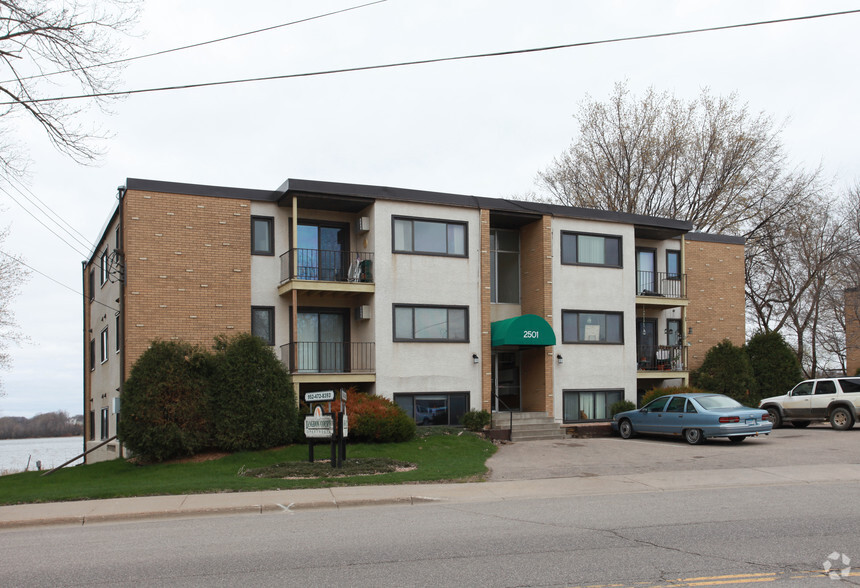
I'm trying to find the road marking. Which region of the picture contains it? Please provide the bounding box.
[572,569,850,587]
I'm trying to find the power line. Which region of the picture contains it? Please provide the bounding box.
[0,0,387,85]
[2,8,858,106]
[0,249,119,314]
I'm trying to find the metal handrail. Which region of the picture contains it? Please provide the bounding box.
[279,249,374,283]
[490,392,514,435]
[636,271,686,298]
[280,342,375,374]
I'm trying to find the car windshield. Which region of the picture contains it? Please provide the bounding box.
[693,395,742,410]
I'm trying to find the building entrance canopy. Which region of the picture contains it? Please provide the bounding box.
[491,314,556,347]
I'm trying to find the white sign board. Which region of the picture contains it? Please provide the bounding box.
[304,390,335,403]
[343,414,348,438]
[304,415,334,438]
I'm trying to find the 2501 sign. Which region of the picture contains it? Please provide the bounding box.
[522,330,541,339]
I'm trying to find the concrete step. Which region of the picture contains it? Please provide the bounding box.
[511,429,566,442]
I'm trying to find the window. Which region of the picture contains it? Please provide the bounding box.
[100,328,109,363]
[88,270,95,301]
[666,250,681,279]
[100,407,109,440]
[394,392,469,426]
[562,310,623,344]
[393,217,466,256]
[89,339,95,371]
[838,378,860,393]
[100,249,109,285]
[666,396,686,412]
[89,410,95,440]
[394,305,468,342]
[115,225,121,250]
[561,232,621,267]
[115,314,121,352]
[815,381,837,395]
[791,381,814,396]
[251,307,275,345]
[251,216,274,255]
[490,229,519,303]
[563,389,623,422]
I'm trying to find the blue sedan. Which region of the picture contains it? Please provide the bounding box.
[612,393,772,444]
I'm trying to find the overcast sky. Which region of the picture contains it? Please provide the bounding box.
[2,0,859,417]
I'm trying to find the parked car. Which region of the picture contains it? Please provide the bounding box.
[758,377,860,430]
[612,393,772,445]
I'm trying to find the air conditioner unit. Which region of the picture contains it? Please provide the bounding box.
[356,216,370,232]
[355,305,371,320]
[112,397,121,414]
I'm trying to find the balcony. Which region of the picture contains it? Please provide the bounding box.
[280,342,375,375]
[636,271,687,308]
[637,344,686,373]
[278,249,374,296]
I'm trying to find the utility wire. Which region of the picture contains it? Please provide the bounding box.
[0,185,92,259]
[0,249,119,314]
[0,0,388,85]
[2,8,858,106]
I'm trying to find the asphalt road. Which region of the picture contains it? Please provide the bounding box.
[487,422,860,480]
[1,481,858,587]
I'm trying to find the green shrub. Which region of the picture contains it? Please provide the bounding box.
[461,409,491,431]
[344,392,415,443]
[609,400,636,417]
[117,341,213,462]
[745,331,802,399]
[209,334,299,451]
[691,339,758,405]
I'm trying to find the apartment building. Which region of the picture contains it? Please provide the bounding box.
[83,178,744,462]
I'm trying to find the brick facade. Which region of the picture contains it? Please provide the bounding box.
[122,189,251,372]
[684,235,746,371]
[846,289,860,376]
[519,216,554,415]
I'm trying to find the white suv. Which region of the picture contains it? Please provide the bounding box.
[759,377,860,430]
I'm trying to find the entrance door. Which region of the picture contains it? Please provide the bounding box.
[492,351,521,411]
[297,223,347,281]
[297,311,346,372]
[636,248,657,294]
[636,318,657,370]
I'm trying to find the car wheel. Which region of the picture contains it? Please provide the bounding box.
[766,407,782,428]
[792,420,811,428]
[829,407,855,431]
[684,428,704,445]
[618,419,634,439]
[728,436,746,443]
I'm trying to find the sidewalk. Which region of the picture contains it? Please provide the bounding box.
[3,462,859,529]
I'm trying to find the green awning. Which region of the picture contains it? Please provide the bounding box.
[491,314,556,347]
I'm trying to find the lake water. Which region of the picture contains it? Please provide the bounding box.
[0,436,84,475]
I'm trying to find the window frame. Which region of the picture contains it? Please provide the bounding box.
[251,306,275,345]
[115,314,121,353]
[393,304,469,342]
[251,216,275,256]
[666,249,681,280]
[100,407,109,440]
[100,327,109,364]
[99,249,109,285]
[490,228,520,304]
[391,216,468,257]
[89,339,96,371]
[561,310,624,344]
[393,392,470,426]
[562,389,625,423]
[560,231,622,268]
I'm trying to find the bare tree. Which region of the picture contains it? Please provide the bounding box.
[536,81,801,236]
[0,0,139,178]
[0,224,30,394]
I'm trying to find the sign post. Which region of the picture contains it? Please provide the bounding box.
[303,390,348,468]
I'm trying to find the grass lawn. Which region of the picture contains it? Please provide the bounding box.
[0,428,497,506]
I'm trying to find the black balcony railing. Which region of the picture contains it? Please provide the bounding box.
[637,344,686,371]
[281,342,375,374]
[279,249,374,284]
[636,271,686,299]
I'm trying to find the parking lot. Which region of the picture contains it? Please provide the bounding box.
[487,423,860,481]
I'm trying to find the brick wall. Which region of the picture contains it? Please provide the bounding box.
[123,189,251,373]
[519,216,554,415]
[480,209,492,411]
[685,236,746,371]
[846,289,860,376]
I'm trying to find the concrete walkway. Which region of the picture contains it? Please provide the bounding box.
[3,458,859,529]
